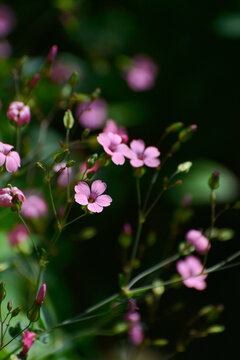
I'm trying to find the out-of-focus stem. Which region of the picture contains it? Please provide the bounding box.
[18,213,39,258]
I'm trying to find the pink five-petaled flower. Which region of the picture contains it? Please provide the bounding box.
[97,132,127,165]
[21,331,35,357]
[21,191,48,219]
[36,283,46,306]
[8,224,28,247]
[176,255,208,291]
[7,101,31,126]
[103,119,128,143]
[74,180,112,213]
[0,187,25,208]
[121,139,160,168]
[0,141,21,173]
[186,229,210,255]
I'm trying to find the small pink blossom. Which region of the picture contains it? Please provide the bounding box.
[47,44,58,62]
[7,101,31,127]
[36,283,46,306]
[0,5,16,38]
[186,229,210,255]
[21,331,35,357]
[123,222,132,236]
[124,55,158,92]
[0,141,20,173]
[8,224,28,247]
[74,180,112,213]
[21,191,48,219]
[97,132,127,165]
[76,99,107,130]
[53,162,74,187]
[0,187,25,208]
[103,119,128,143]
[129,323,144,345]
[121,140,160,168]
[176,255,208,291]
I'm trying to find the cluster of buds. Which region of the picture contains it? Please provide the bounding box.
[27,284,46,322]
[124,299,144,345]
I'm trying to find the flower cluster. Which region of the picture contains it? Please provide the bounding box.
[125,299,144,345]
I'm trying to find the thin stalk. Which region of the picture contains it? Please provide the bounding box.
[62,212,87,229]
[47,178,59,226]
[202,190,216,270]
[66,129,70,203]
[0,322,31,351]
[16,126,21,154]
[0,304,3,348]
[18,213,39,258]
[144,188,165,219]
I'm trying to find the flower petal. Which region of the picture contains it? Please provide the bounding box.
[107,132,122,145]
[5,155,19,172]
[130,159,144,168]
[97,133,110,147]
[130,139,145,154]
[118,144,135,159]
[144,157,160,168]
[95,194,112,207]
[0,153,6,167]
[111,152,125,165]
[74,193,89,206]
[144,146,160,158]
[9,151,21,167]
[74,182,90,197]
[87,202,103,213]
[91,180,107,196]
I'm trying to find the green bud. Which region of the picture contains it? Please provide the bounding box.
[208,170,220,190]
[152,338,169,346]
[63,109,75,130]
[87,154,98,169]
[177,161,193,173]
[171,141,181,154]
[0,282,6,302]
[27,303,40,322]
[207,325,225,334]
[178,124,197,143]
[179,242,194,255]
[152,279,165,296]
[118,234,132,249]
[134,167,146,178]
[7,300,13,311]
[66,160,76,168]
[11,306,22,317]
[166,122,184,134]
[69,71,79,88]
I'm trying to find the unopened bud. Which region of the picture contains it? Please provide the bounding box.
[27,304,40,322]
[177,161,193,174]
[69,71,79,88]
[87,154,98,169]
[29,73,40,88]
[63,109,75,130]
[178,124,197,143]
[47,45,58,62]
[166,122,184,134]
[171,141,181,154]
[36,284,46,306]
[0,282,6,302]
[7,300,13,311]
[208,170,220,190]
[11,305,22,317]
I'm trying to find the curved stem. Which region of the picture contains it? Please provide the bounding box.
[18,213,39,258]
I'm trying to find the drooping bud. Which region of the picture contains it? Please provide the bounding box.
[29,73,40,88]
[69,71,79,88]
[208,170,220,190]
[7,300,13,311]
[63,109,75,130]
[166,122,184,134]
[0,282,6,302]
[178,124,197,143]
[47,44,58,62]
[11,305,22,317]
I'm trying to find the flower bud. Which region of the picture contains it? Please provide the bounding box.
[27,304,40,322]
[177,161,193,174]
[208,170,220,190]
[36,283,46,306]
[166,122,184,134]
[7,300,13,311]
[47,44,58,62]
[11,305,22,317]
[29,73,40,88]
[178,124,197,143]
[170,141,181,154]
[87,153,98,169]
[63,109,75,130]
[69,71,79,88]
[0,282,6,302]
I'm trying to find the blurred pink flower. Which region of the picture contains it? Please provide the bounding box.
[76,99,107,130]
[120,139,160,168]
[103,119,128,143]
[53,162,74,187]
[176,255,207,290]
[29,73,40,88]
[186,229,210,255]
[97,132,127,165]
[21,191,48,219]
[21,331,35,357]
[129,323,144,345]
[8,224,28,247]
[7,101,31,127]
[0,187,25,208]
[36,283,46,306]
[123,222,132,236]
[124,55,158,92]
[0,5,16,38]
[0,39,11,58]
[51,58,81,84]
[125,299,144,346]
[47,44,58,62]
[74,180,112,213]
[0,141,20,173]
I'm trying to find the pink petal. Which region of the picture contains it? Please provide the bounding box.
[74,193,89,205]
[0,153,6,167]
[111,152,125,165]
[144,146,160,158]
[130,139,145,154]
[9,151,21,167]
[2,143,14,152]
[74,182,90,197]
[118,144,135,159]
[103,145,114,156]
[5,155,19,172]
[91,180,107,196]
[130,159,144,167]
[107,132,122,145]
[176,260,190,278]
[144,157,160,168]
[87,202,103,213]
[95,194,112,207]
[97,133,110,147]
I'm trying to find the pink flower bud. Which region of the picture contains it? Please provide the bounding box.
[29,73,40,88]
[7,101,31,127]
[0,141,21,173]
[0,187,25,208]
[36,283,46,306]
[47,44,58,62]
[20,331,35,357]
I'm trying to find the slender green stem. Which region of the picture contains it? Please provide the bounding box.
[144,189,165,219]
[66,129,70,203]
[143,170,159,212]
[3,344,22,360]
[202,191,216,270]
[62,212,87,229]
[16,126,21,154]
[0,304,3,348]
[47,178,59,226]
[35,263,45,298]
[18,213,39,258]
[0,322,31,351]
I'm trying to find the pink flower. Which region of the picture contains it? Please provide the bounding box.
[176,255,208,291]
[97,132,127,165]
[21,191,48,219]
[36,283,46,306]
[76,99,107,130]
[21,331,35,357]
[51,59,82,84]
[0,5,16,38]
[7,101,31,126]
[186,229,210,255]
[74,180,112,213]
[0,141,21,173]
[124,55,158,92]
[47,44,58,62]
[103,119,128,143]
[123,223,132,236]
[0,40,12,58]
[129,323,144,345]
[53,162,74,187]
[0,187,25,208]
[121,140,160,168]
[8,224,28,246]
